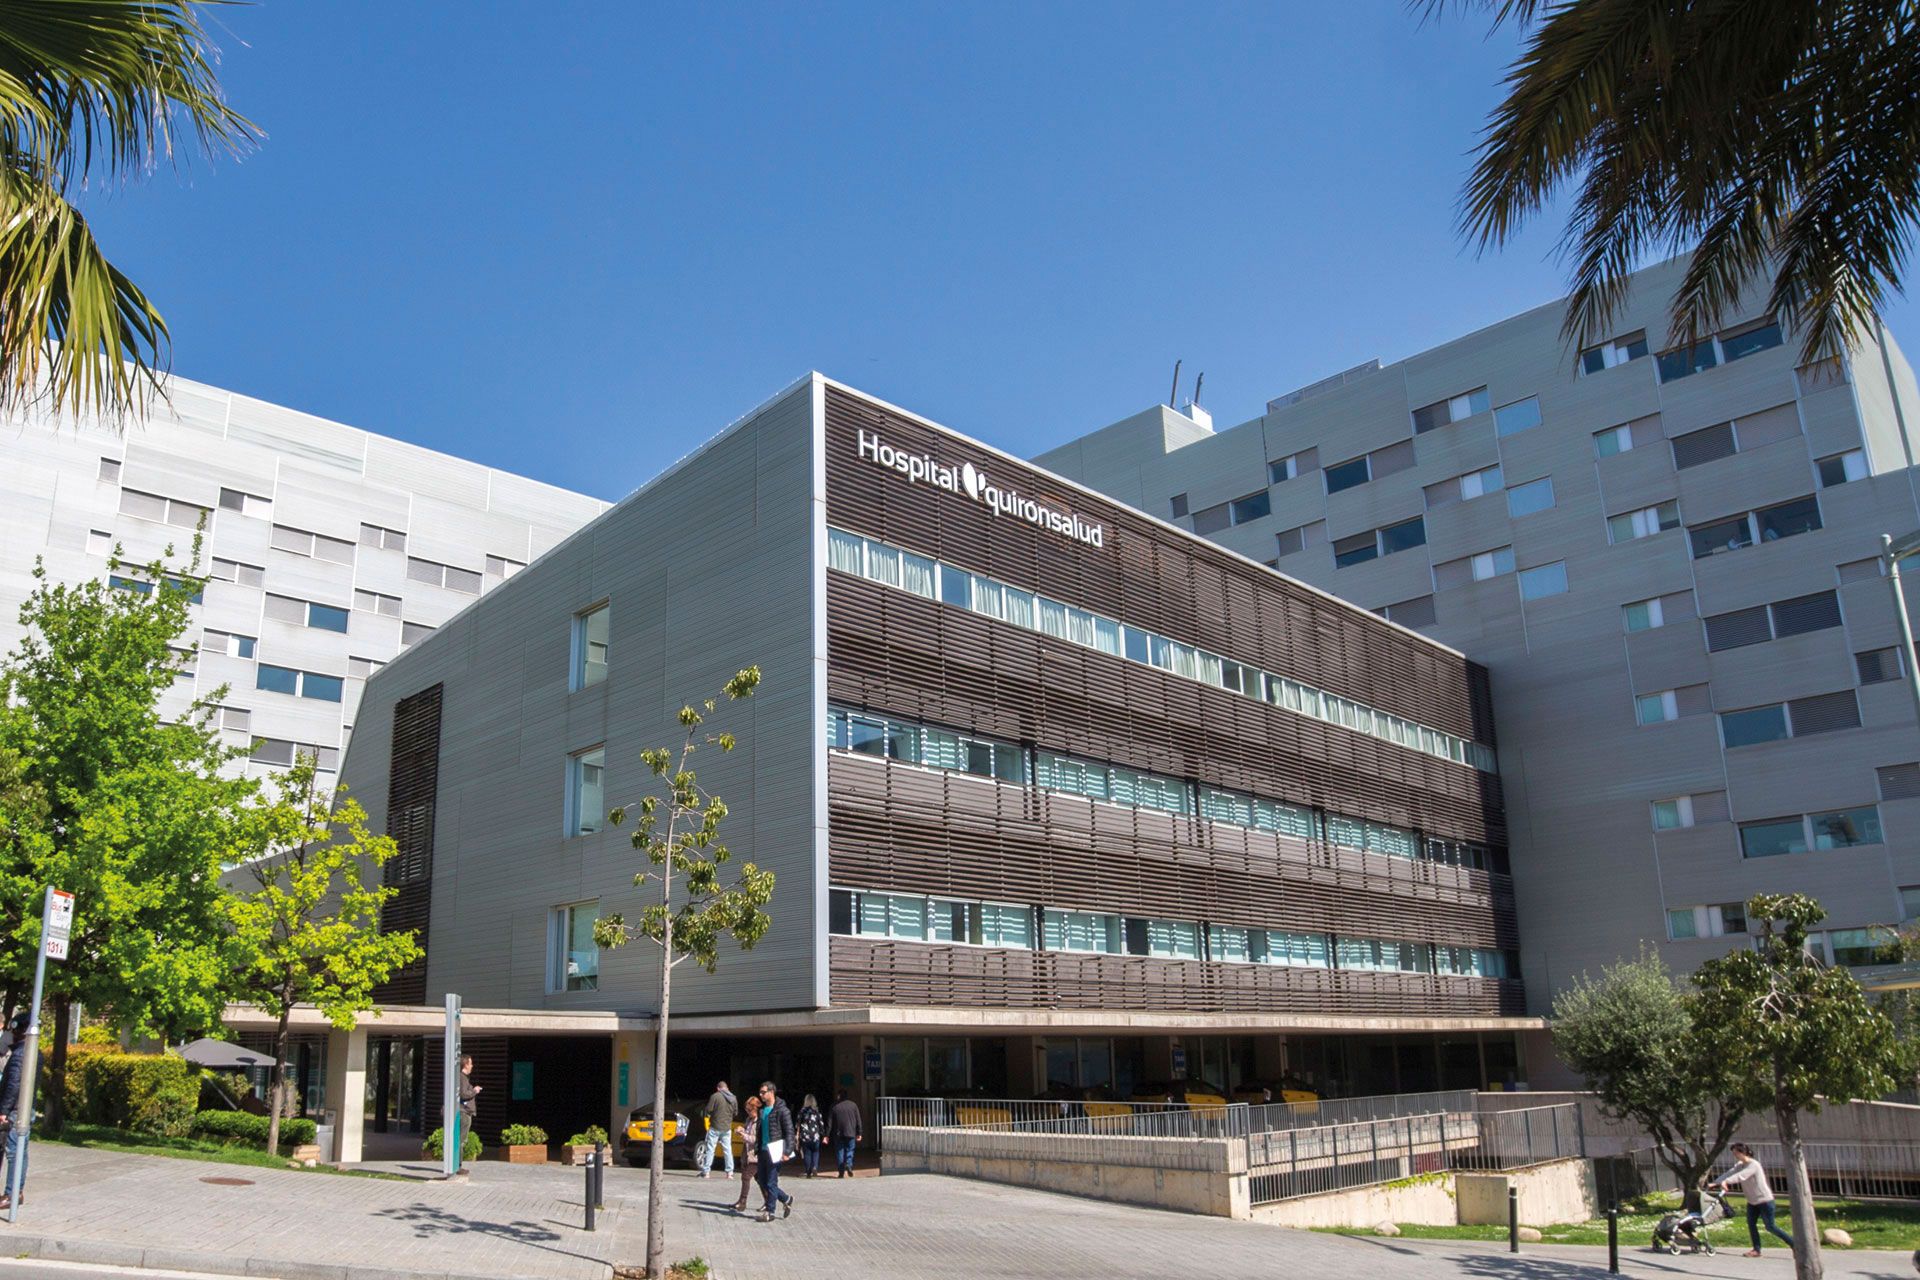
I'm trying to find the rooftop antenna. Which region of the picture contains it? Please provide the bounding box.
[1192,372,1205,407]
[1169,359,1182,408]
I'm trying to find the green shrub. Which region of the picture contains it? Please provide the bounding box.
[425,1126,482,1161]
[567,1124,610,1146]
[499,1123,548,1145]
[76,1024,118,1047]
[190,1109,317,1149]
[64,1052,198,1137]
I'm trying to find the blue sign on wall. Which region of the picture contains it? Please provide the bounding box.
[511,1061,534,1101]
[1171,1046,1188,1078]
[619,1061,630,1107]
[863,1049,882,1080]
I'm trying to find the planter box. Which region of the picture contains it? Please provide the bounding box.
[287,1143,321,1164]
[562,1144,603,1166]
[501,1143,548,1164]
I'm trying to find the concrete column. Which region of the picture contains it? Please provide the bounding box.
[1254,1035,1285,1081]
[324,1023,369,1164]
[611,1029,653,1154]
[1005,1036,1039,1096]
[1145,1037,1178,1083]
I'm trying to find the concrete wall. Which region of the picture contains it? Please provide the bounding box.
[1457,1160,1598,1226]
[342,379,824,1015]
[882,1126,1248,1218]
[1253,1173,1457,1229]
[1251,1159,1594,1230]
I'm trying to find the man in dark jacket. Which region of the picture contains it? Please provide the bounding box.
[699,1080,737,1179]
[752,1081,796,1221]
[827,1089,863,1178]
[0,1012,32,1209]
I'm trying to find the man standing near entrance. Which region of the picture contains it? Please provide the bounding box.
[752,1081,795,1222]
[0,1014,31,1209]
[454,1054,480,1176]
[698,1079,736,1179]
[828,1089,862,1178]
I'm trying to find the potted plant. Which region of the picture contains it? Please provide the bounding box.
[563,1125,610,1166]
[424,1125,482,1164]
[498,1123,549,1163]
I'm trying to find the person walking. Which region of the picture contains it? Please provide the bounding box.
[796,1093,824,1178]
[729,1095,762,1213]
[699,1080,737,1180]
[1709,1142,1795,1258]
[752,1080,796,1221]
[827,1089,862,1177]
[453,1053,480,1175]
[0,1013,31,1209]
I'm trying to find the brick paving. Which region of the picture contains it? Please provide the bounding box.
[1,1143,1911,1280]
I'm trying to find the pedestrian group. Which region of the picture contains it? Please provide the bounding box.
[696,1078,865,1221]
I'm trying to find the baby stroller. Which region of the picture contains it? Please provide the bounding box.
[1652,1190,1732,1255]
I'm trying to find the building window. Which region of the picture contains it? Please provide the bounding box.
[1857,647,1903,685]
[1384,595,1437,628]
[353,589,402,617]
[408,556,482,594]
[270,524,355,564]
[98,456,122,482]
[210,557,266,588]
[119,488,210,528]
[1636,690,1679,725]
[1230,491,1271,524]
[1506,476,1554,518]
[217,487,273,519]
[1378,516,1427,555]
[1901,886,1920,920]
[567,747,606,836]
[1720,703,1790,747]
[1268,450,1316,484]
[1797,357,1847,393]
[267,594,351,634]
[401,621,435,647]
[248,738,338,772]
[1168,493,1188,519]
[1324,456,1371,494]
[1593,425,1633,457]
[1043,909,1124,955]
[347,655,385,679]
[1740,816,1808,858]
[1494,397,1542,437]
[359,523,407,551]
[1652,796,1694,830]
[572,603,610,690]
[829,706,1026,784]
[1689,496,1822,559]
[550,902,600,992]
[1581,331,1649,374]
[1411,386,1490,434]
[1810,805,1883,850]
[255,664,342,703]
[486,554,526,579]
[1518,562,1569,601]
[1721,318,1784,362]
[1704,590,1841,652]
[1828,928,1897,967]
[1671,422,1738,470]
[1757,496,1823,542]
[1657,340,1719,383]
[1623,598,1665,632]
[202,629,256,659]
[1274,521,1325,558]
[1669,902,1747,940]
[1332,531,1377,568]
[1472,546,1515,580]
[1817,450,1868,488]
[1608,501,1680,544]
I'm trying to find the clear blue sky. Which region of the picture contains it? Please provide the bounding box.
[85,3,1916,501]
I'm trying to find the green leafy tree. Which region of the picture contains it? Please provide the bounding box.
[1426,0,1920,361]
[1551,948,1744,1201]
[0,550,260,1129]
[226,755,422,1154]
[1693,894,1907,1280]
[1865,922,1920,1100]
[0,1,258,418]
[599,667,773,1280]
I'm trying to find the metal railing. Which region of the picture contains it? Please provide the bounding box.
[876,1096,1235,1132]
[926,1111,1234,1172]
[1247,1103,1582,1205]
[1243,1089,1478,1134]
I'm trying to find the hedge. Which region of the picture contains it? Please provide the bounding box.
[190,1109,318,1149]
[64,1052,198,1137]
[499,1124,547,1145]
[425,1126,482,1161]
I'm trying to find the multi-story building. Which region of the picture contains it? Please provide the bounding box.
[1037,256,1920,1033]
[0,375,609,787]
[295,375,1536,1162]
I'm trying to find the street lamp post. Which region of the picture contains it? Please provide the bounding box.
[1881,531,1920,728]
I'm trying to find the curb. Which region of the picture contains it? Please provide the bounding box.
[7,1231,616,1280]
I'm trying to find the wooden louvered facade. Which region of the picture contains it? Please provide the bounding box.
[374,683,443,1005]
[823,386,1521,1018]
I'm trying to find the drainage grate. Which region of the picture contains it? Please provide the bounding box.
[198,1176,254,1187]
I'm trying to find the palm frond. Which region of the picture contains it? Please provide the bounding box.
[0,162,167,420]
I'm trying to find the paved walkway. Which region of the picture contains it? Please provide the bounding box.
[4,1143,1913,1280]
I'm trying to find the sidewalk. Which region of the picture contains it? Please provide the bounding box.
[3,1142,1912,1280]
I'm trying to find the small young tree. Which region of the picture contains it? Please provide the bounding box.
[0,551,258,1128]
[598,668,773,1280]
[1552,948,1745,1201]
[1693,894,1907,1280]
[226,755,422,1154]
[1871,923,1920,1097]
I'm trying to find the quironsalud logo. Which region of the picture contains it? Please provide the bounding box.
[857,429,1104,548]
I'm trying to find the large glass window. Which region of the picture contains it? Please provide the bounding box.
[1518,562,1569,600]
[1739,817,1808,858]
[1722,321,1784,361]
[256,664,298,696]
[551,901,600,992]
[1494,397,1541,437]
[573,603,610,689]
[1757,496,1822,542]
[1657,341,1718,382]
[1690,515,1753,559]
[1809,806,1882,850]
[1324,457,1371,494]
[567,747,605,836]
[1720,704,1789,748]
[1043,909,1123,954]
[308,602,350,633]
[1378,516,1427,555]
[1506,476,1554,517]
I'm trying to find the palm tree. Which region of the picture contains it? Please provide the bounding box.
[0,2,257,420]
[1429,0,1920,362]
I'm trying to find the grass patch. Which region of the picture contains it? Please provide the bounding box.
[1315,1192,1920,1250]
[51,1124,400,1178]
